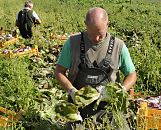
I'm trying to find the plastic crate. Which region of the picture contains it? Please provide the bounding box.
[0,37,18,48]
[1,45,39,58]
[0,107,25,128]
[137,101,161,130]
[0,106,16,128]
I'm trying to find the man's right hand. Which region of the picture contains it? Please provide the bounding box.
[68,87,78,103]
[96,85,108,99]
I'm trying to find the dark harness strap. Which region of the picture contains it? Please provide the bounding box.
[79,32,86,68]
[101,36,115,70]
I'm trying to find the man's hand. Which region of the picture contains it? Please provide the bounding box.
[68,87,78,102]
[96,85,108,99]
[96,84,127,99]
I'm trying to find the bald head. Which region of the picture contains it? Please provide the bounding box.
[85,7,108,26]
[85,7,109,44]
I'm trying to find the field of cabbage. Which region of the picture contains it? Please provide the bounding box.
[0,0,161,130]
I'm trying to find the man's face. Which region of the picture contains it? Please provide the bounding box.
[86,20,108,44]
[29,4,33,9]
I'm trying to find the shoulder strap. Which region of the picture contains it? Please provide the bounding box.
[79,32,86,68]
[101,36,115,70]
[80,32,85,64]
[79,32,95,69]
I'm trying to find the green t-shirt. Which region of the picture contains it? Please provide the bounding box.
[57,38,135,76]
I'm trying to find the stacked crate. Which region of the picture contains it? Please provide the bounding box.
[137,102,161,130]
[0,107,25,128]
[130,89,161,130]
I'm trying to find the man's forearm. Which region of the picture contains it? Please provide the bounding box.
[122,71,137,91]
[55,72,74,92]
[35,19,41,24]
[55,65,74,92]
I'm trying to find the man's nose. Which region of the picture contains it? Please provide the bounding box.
[94,36,101,42]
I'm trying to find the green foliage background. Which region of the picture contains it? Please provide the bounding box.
[0,0,161,129]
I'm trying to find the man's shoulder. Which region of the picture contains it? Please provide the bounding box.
[70,32,81,43]
[111,36,125,52]
[114,37,124,45]
[18,9,24,14]
[27,9,33,15]
[17,10,25,19]
[70,32,81,38]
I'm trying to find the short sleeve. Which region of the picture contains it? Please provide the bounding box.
[119,44,135,76]
[57,38,72,68]
[32,11,40,20]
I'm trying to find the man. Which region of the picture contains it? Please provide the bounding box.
[16,0,41,39]
[55,7,137,129]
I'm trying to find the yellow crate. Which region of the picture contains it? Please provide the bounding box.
[0,106,16,128]
[0,37,18,48]
[137,102,161,130]
[12,46,39,57]
[1,45,39,58]
[0,107,25,128]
